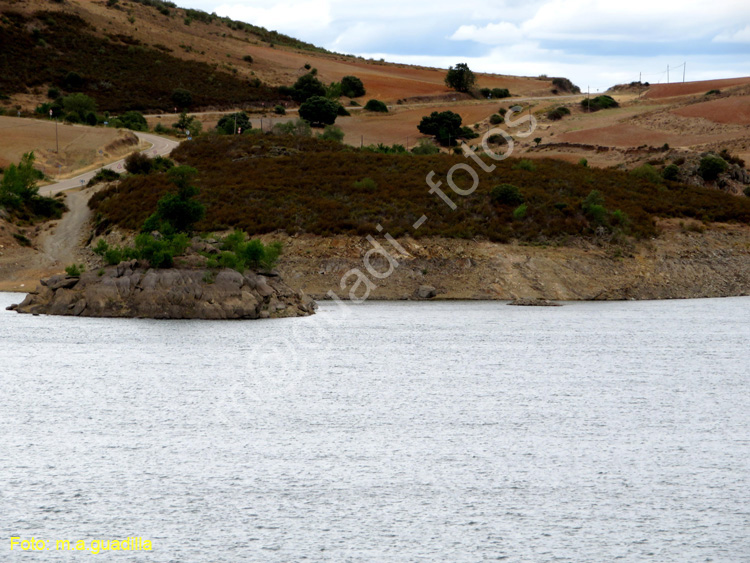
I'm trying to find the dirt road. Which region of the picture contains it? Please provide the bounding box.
[0,132,179,291]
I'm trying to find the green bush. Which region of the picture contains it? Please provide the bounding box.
[698,155,728,181]
[242,55,253,63]
[119,110,148,131]
[217,230,283,272]
[492,88,510,99]
[318,125,345,142]
[288,72,326,103]
[581,95,618,112]
[171,88,192,108]
[579,158,588,167]
[353,177,377,191]
[411,139,440,155]
[364,99,388,113]
[65,263,85,277]
[490,184,524,206]
[216,112,251,135]
[630,164,661,184]
[87,168,121,186]
[273,104,286,115]
[272,118,311,137]
[582,190,607,225]
[489,113,504,125]
[512,204,528,220]
[341,75,365,98]
[417,110,463,146]
[514,159,536,172]
[662,164,680,181]
[141,166,204,234]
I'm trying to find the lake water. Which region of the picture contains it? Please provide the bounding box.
[1,293,749,562]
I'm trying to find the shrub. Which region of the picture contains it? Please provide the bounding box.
[62,93,96,120]
[744,186,750,197]
[582,190,608,226]
[337,104,350,116]
[444,63,476,93]
[119,110,147,131]
[272,118,311,137]
[718,148,745,168]
[417,111,463,146]
[65,263,85,277]
[706,89,721,96]
[489,113,503,125]
[273,104,286,115]
[698,155,728,182]
[662,164,680,181]
[411,139,440,155]
[299,96,339,127]
[242,55,253,63]
[217,230,282,272]
[491,88,510,99]
[364,99,388,113]
[47,86,60,99]
[141,166,204,234]
[490,184,524,206]
[581,95,618,112]
[87,168,121,186]
[125,151,153,175]
[551,77,581,93]
[514,159,536,172]
[630,164,661,184]
[318,125,344,142]
[512,203,528,220]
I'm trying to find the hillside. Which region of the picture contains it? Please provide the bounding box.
[89,134,750,243]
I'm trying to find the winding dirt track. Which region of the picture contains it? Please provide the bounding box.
[0,132,179,290]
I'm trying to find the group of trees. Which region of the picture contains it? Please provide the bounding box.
[417,111,477,146]
[0,152,65,221]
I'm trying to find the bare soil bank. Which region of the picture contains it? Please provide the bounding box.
[273,220,750,301]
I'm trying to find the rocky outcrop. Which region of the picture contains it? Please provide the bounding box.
[9,261,316,319]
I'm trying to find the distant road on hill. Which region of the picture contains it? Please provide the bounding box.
[38,132,179,197]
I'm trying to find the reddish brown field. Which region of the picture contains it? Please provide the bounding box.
[557,123,705,148]
[672,96,750,125]
[644,77,750,99]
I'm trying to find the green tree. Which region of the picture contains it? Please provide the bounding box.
[173,110,202,135]
[216,112,251,135]
[62,93,96,120]
[0,152,41,208]
[299,96,338,127]
[119,110,148,131]
[341,75,365,98]
[445,63,476,93]
[417,110,464,146]
[318,124,344,142]
[142,166,204,234]
[290,72,326,103]
[698,155,728,182]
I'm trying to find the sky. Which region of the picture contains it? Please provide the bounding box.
[177,0,750,91]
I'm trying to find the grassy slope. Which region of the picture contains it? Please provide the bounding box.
[89,135,750,243]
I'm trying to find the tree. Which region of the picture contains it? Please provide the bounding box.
[490,184,524,206]
[119,110,147,131]
[173,111,202,135]
[142,166,204,234]
[299,96,338,127]
[445,63,476,93]
[290,72,326,103]
[124,151,153,175]
[216,112,251,135]
[698,155,728,182]
[341,75,365,98]
[62,93,96,120]
[318,125,344,142]
[417,111,464,146]
[0,152,41,208]
[364,99,388,113]
[171,88,193,109]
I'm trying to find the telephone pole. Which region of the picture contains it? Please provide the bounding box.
[667,64,670,84]
[683,62,686,83]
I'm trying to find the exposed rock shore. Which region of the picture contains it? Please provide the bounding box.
[9,261,316,319]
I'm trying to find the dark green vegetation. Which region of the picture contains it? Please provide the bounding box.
[418,111,477,146]
[209,230,282,272]
[87,169,121,187]
[698,155,728,181]
[364,99,388,113]
[547,106,571,121]
[479,88,510,99]
[89,135,750,244]
[581,95,619,112]
[341,76,366,98]
[445,63,476,93]
[0,153,65,222]
[551,77,581,94]
[0,11,279,111]
[93,166,204,268]
[281,72,326,104]
[299,96,339,127]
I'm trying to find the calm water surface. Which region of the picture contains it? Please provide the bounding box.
[1,294,749,562]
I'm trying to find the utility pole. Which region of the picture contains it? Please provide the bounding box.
[683,62,686,83]
[667,64,670,84]
[234,113,237,135]
[587,86,590,112]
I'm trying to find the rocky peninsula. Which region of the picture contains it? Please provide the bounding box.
[9,260,316,319]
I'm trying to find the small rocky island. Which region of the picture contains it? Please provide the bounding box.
[10,261,316,319]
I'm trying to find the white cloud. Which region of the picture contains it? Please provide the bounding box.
[714,25,750,43]
[450,22,523,45]
[213,0,333,35]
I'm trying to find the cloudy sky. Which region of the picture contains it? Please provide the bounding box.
[177,0,749,91]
